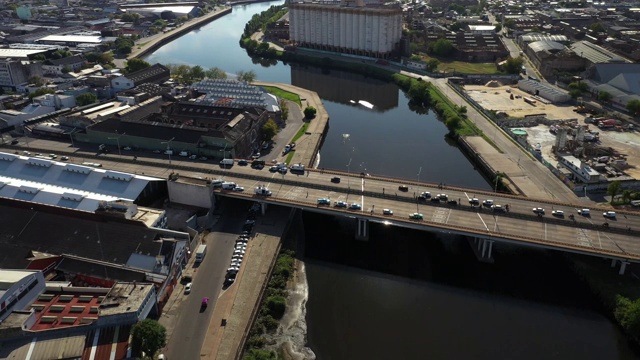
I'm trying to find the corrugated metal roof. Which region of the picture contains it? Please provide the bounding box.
[528,40,566,53]
[520,34,569,43]
[570,40,630,64]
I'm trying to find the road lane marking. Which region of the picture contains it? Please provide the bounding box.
[477,213,489,232]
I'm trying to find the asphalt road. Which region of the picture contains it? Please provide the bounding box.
[165,202,251,360]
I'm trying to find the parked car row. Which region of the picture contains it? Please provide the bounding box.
[225,205,258,286]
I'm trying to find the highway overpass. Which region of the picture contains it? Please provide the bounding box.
[4,148,639,273]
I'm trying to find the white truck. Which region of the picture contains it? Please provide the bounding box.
[195,244,207,262]
[290,163,305,172]
[255,186,272,196]
[220,158,234,166]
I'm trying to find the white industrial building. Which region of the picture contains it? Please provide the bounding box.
[517,79,571,103]
[0,270,46,322]
[289,2,402,57]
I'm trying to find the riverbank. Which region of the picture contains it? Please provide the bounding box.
[117,6,232,68]
[252,81,329,168]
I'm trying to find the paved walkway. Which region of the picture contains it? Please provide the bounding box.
[252,81,329,168]
[200,208,287,360]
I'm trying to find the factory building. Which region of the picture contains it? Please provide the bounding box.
[289,1,402,58]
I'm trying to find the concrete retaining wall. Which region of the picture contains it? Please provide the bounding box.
[168,180,212,208]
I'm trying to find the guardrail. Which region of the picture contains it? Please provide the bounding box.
[212,190,640,261]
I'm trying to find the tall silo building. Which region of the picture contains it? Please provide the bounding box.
[289,0,402,58]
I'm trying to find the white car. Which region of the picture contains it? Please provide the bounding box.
[189,154,197,159]
[123,146,132,151]
[491,204,505,212]
[184,283,192,294]
[234,249,246,255]
[532,207,545,214]
[227,266,240,272]
[551,210,564,217]
[383,209,393,215]
[603,211,616,218]
[578,209,590,216]
[232,186,245,192]
[483,199,494,206]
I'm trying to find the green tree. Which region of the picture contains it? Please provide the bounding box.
[76,93,97,106]
[153,19,167,28]
[28,76,46,87]
[445,114,461,133]
[265,295,286,319]
[494,23,503,33]
[205,66,227,79]
[130,319,167,359]
[568,81,588,92]
[448,3,466,14]
[237,70,257,83]
[408,80,431,106]
[303,106,317,119]
[569,89,583,99]
[598,90,612,103]
[431,38,454,57]
[607,180,622,203]
[189,65,205,81]
[590,22,605,33]
[261,118,278,140]
[126,58,151,73]
[279,99,289,121]
[426,58,440,72]
[449,22,465,32]
[615,296,640,339]
[626,99,640,115]
[121,13,140,24]
[244,349,278,360]
[502,56,524,74]
[504,19,516,29]
[28,88,55,100]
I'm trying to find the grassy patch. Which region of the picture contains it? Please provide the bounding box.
[418,54,499,75]
[261,86,301,107]
[283,122,309,163]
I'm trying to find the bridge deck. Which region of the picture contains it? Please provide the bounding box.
[8,152,638,260]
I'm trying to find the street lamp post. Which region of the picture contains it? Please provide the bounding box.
[161,137,175,169]
[108,132,126,156]
[494,172,501,193]
[346,157,352,191]
[417,166,422,212]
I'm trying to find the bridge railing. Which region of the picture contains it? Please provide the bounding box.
[215,189,639,261]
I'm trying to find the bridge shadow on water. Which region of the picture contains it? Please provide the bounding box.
[301,211,603,311]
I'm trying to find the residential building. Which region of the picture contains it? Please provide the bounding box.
[0,270,46,322]
[0,59,43,91]
[42,55,86,75]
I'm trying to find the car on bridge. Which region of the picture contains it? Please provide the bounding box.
[238,159,249,166]
[383,209,393,216]
[483,199,494,207]
[317,198,331,205]
[232,186,245,192]
[201,297,209,310]
[533,207,545,214]
[603,211,616,219]
[418,192,431,200]
[269,165,279,172]
[331,177,341,183]
[184,283,192,294]
[335,201,348,208]
[398,185,409,192]
[349,203,362,210]
[552,210,564,217]
[468,198,480,205]
[491,204,506,212]
[578,209,590,216]
[409,213,423,220]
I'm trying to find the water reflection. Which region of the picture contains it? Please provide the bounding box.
[291,65,398,112]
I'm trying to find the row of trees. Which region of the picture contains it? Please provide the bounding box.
[242,5,286,38]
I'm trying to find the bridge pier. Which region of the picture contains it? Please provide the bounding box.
[611,259,630,275]
[355,218,369,241]
[261,202,268,215]
[468,237,495,263]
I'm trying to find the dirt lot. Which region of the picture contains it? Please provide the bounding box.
[464,84,585,120]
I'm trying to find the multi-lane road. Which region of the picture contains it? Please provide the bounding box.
[15,146,637,261]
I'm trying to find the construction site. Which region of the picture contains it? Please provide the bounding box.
[460,81,640,186]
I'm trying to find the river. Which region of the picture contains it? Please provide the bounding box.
[144,3,638,359]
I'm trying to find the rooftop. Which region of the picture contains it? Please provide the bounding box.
[0,48,48,59]
[36,34,104,44]
[570,40,631,64]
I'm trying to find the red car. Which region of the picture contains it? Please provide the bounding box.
[201,297,209,309]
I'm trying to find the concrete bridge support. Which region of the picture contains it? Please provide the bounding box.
[611,258,630,275]
[355,218,369,241]
[468,237,495,263]
[261,202,268,215]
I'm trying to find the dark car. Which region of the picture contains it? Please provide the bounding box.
[238,159,249,166]
[10,139,19,145]
[398,185,409,192]
[331,177,341,183]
